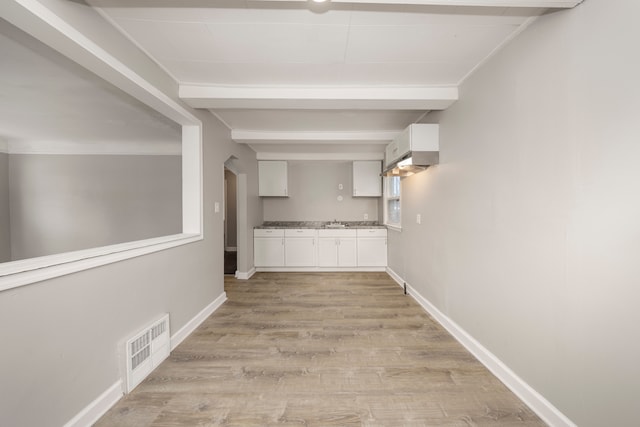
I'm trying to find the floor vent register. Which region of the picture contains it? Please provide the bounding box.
[125,314,170,392]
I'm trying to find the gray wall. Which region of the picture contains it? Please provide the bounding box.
[0,152,10,263]
[0,3,261,426]
[8,154,182,261]
[387,1,640,426]
[263,160,380,222]
[224,169,237,248]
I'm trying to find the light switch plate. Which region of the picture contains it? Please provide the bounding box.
[416,214,421,224]
[214,202,220,213]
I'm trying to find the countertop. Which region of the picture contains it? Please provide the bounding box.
[255,221,386,229]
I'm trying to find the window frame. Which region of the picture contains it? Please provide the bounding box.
[383,175,402,230]
[0,8,203,292]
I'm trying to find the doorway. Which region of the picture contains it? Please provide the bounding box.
[224,167,238,275]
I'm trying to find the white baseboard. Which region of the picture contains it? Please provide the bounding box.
[62,380,123,427]
[171,292,227,350]
[235,267,256,280]
[64,292,229,427]
[385,266,404,286]
[255,266,387,273]
[386,268,576,427]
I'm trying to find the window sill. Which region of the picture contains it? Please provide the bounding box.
[0,233,203,292]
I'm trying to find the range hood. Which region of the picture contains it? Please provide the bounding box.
[382,124,440,177]
[382,151,439,177]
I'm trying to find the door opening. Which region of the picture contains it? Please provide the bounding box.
[224,167,238,275]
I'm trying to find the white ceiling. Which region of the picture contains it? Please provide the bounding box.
[15,0,583,158]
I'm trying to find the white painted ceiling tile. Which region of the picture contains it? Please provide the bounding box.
[346,5,532,26]
[345,23,520,64]
[99,4,353,25]
[164,61,346,85]
[245,6,353,25]
[203,23,349,63]
[113,19,218,61]
[340,62,470,86]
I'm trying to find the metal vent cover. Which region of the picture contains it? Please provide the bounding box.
[125,314,170,393]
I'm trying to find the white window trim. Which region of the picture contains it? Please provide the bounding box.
[383,176,402,231]
[0,3,203,292]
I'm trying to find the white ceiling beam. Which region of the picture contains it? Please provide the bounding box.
[247,0,582,8]
[255,152,385,161]
[232,130,397,144]
[180,86,458,110]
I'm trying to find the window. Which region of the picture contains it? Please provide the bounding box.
[384,176,401,228]
[0,16,203,292]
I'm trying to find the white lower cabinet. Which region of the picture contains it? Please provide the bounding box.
[254,227,387,270]
[356,228,388,267]
[318,229,357,267]
[284,229,316,267]
[254,229,284,267]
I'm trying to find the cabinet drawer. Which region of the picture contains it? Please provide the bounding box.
[318,229,357,238]
[254,229,284,237]
[356,228,387,238]
[284,229,317,237]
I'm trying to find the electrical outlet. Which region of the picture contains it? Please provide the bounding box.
[214,202,220,213]
[416,214,421,224]
[364,213,369,220]
[338,183,343,190]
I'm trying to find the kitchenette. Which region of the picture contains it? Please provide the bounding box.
[253,124,439,273]
[254,158,388,272]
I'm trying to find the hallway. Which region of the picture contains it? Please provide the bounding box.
[95,273,544,426]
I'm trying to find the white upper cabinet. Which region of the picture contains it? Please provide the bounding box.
[258,160,288,197]
[352,160,382,197]
[385,124,439,167]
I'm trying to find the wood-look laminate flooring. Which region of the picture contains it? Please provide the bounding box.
[95,272,545,426]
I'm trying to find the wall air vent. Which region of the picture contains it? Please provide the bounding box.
[125,314,170,393]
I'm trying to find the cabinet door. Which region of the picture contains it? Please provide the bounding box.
[395,126,411,160]
[337,237,357,267]
[258,161,288,197]
[385,139,399,166]
[357,238,387,267]
[254,237,284,267]
[353,161,382,197]
[318,238,338,267]
[285,237,316,266]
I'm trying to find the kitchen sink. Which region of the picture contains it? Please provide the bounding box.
[324,223,347,229]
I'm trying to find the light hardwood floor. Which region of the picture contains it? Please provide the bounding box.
[95,272,545,426]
